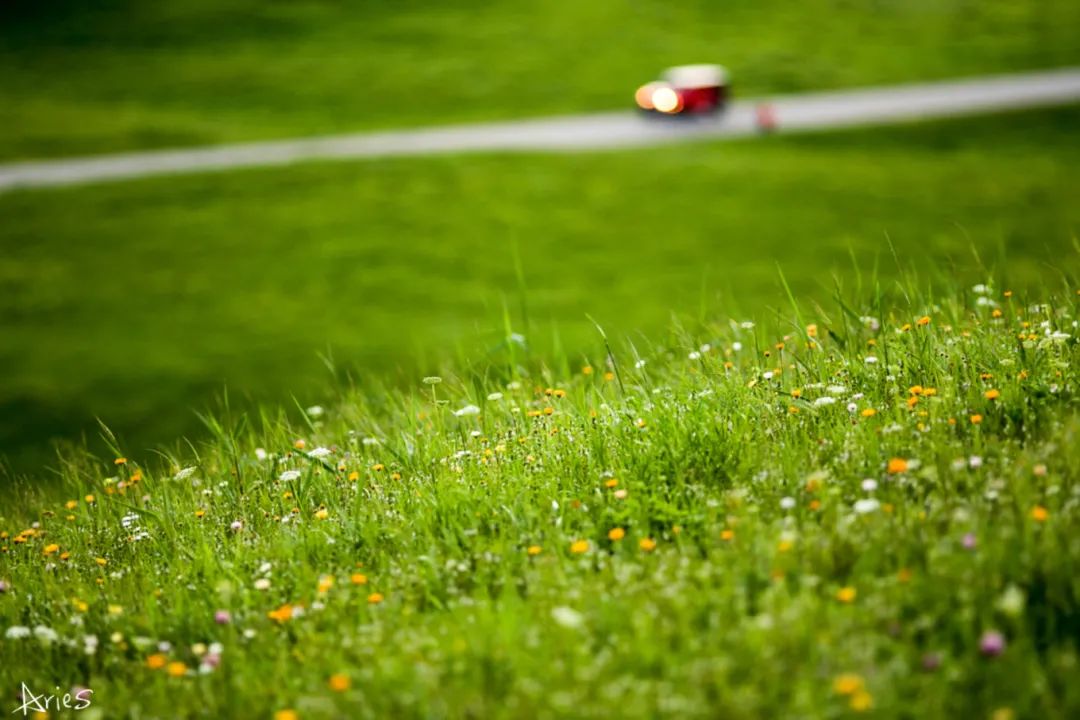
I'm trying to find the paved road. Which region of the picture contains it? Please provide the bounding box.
[2,68,1079,193]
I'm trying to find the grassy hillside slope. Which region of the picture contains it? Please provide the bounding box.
[1,285,1077,718]
[2,106,1078,471]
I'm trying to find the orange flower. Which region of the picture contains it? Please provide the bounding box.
[604,478,619,488]
[274,711,299,720]
[367,592,384,605]
[887,458,909,474]
[268,604,294,623]
[970,414,983,425]
[917,315,931,326]
[985,389,1000,400]
[720,529,735,542]
[1031,506,1049,522]
[607,528,626,541]
[350,573,368,585]
[166,662,187,678]
[639,538,657,552]
[146,653,168,670]
[860,408,877,418]
[570,540,589,554]
[328,673,350,692]
[43,543,60,556]
[114,457,127,465]
[348,471,359,481]
[836,586,857,603]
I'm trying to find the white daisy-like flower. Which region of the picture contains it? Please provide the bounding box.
[861,479,878,492]
[732,342,743,351]
[854,498,881,514]
[864,356,878,364]
[306,447,332,459]
[33,626,59,644]
[813,396,836,407]
[486,392,503,401]
[740,321,755,329]
[253,578,271,591]
[551,606,585,629]
[688,351,701,360]
[279,470,301,482]
[5,626,31,639]
[454,404,481,417]
[305,405,325,418]
[254,448,268,461]
[780,496,796,510]
[969,456,983,469]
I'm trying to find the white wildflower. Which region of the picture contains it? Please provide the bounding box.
[551,606,585,629]
[279,470,301,482]
[454,404,481,417]
[174,467,197,481]
[5,626,31,639]
[306,447,332,459]
[813,396,837,407]
[305,405,324,418]
[854,498,881,514]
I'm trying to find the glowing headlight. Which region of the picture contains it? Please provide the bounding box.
[651,86,681,114]
[635,84,656,110]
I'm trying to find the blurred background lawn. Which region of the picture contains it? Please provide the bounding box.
[1,0,1079,471]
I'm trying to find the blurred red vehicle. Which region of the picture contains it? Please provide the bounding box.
[635,64,730,115]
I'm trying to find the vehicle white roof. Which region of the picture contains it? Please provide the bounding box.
[661,64,729,88]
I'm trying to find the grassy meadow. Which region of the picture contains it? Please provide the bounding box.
[1,282,1078,718]
[1,0,1079,159]
[2,106,1079,471]
[2,1,1080,717]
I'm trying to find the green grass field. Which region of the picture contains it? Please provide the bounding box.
[2,0,1079,160]
[1,283,1077,718]
[2,106,1078,472]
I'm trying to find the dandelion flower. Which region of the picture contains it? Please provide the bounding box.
[146,653,168,670]
[43,543,60,556]
[570,540,589,554]
[1031,505,1049,522]
[836,586,857,603]
[526,546,542,557]
[328,673,350,692]
[887,458,909,474]
[639,538,656,552]
[367,593,384,605]
[833,674,863,695]
[350,573,368,585]
[607,528,625,541]
[850,690,874,712]
[274,711,299,720]
[721,529,735,542]
[984,389,1000,400]
[970,414,983,425]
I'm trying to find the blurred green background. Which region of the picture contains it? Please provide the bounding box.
[1,0,1079,471]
